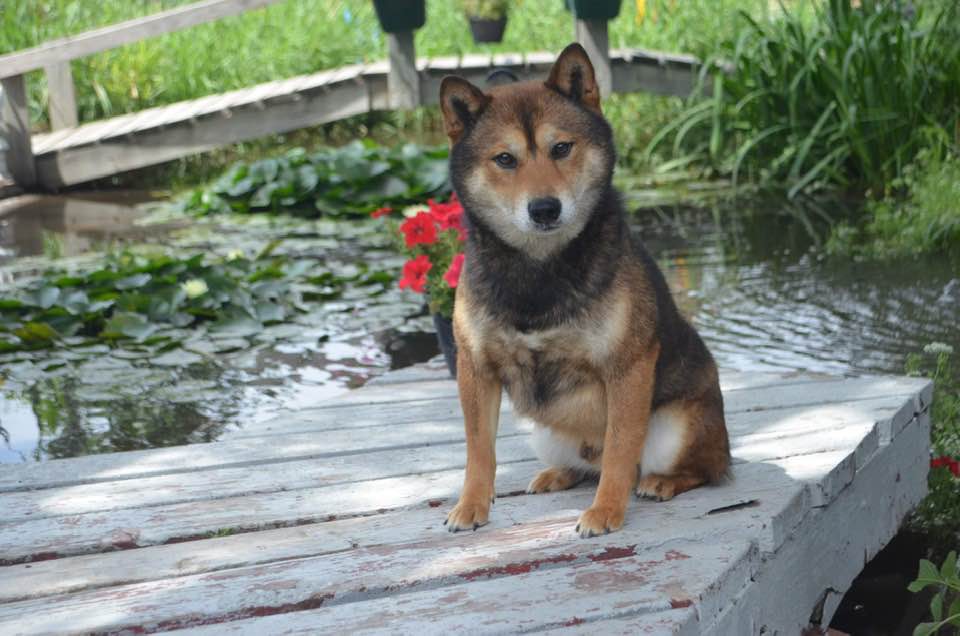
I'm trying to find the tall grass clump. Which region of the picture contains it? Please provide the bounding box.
[649,0,960,197]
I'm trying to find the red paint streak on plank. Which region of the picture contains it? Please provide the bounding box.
[460,553,577,581]
[564,617,587,626]
[427,499,444,508]
[664,550,690,561]
[0,551,59,566]
[589,545,637,562]
[670,598,693,608]
[129,593,337,634]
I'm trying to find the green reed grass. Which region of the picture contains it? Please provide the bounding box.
[649,0,960,197]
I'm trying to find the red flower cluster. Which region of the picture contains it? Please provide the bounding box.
[370,206,393,218]
[427,193,467,242]
[398,254,432,293]
[394,193,468,296]
[931,455,960,477]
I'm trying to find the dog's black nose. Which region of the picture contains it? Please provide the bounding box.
[528,197,562,227]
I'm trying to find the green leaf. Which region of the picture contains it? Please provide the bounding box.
[913,622,938,636]
[101,312,158,342]
[255,302,285,323]
[210,310,262,337]
[0,299,25,310]
[931,593,943,622]
[60,290,90,314]
[941,551,957,581]
[14,322,60,342]
[29,286,61,309]
[114,273,151,290]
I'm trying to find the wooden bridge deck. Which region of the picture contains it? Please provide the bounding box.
[0,362,931,634]
[23,48,696,189]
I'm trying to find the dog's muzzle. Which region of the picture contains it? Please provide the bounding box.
[528,197,562,231]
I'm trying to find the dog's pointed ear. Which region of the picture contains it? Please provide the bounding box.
[545,43,600,112]
[439,76,489,143]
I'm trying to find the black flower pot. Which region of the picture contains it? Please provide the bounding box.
[433,313,457,378]
[564,0,622,20]
[468,17,507,43]
[372,0,426,33]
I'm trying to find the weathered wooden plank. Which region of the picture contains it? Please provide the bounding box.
[0,412,875,527]
[0,0,285,78]
[0,75,36,187]
[0,460,797,604]
[33,79,372,187]
[43,62,78,130]
[574,18,612,97]
[539,608,699,636]
[0,534,757,635]
[224,373,927,441]
[704,410,929,634]
[0,378,924,499]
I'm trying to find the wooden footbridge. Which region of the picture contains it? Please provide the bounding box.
[0,0,699,191]
[0,360,932,634]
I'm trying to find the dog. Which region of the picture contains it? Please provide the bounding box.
[439,43,730,538]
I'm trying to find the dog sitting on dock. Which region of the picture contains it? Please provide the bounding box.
[440,43,730,538]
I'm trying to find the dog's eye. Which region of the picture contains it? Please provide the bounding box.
[550,142,574,160]
[493,152,517,169]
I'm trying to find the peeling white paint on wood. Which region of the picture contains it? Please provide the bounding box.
[0,365,931,635]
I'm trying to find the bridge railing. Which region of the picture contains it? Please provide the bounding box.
[0,0,701,192]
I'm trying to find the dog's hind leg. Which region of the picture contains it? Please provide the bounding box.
[635,389,730,502]
[527,467,585,494]
[636,473,704,501]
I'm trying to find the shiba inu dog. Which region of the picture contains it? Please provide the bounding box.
[440,43,730,538]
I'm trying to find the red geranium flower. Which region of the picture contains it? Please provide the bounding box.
[398,254,432,293]
[370,206,393,218]
[400,212,437,248]
[931,455,960,477]
[444,252,465,288]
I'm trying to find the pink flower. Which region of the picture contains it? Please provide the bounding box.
[444,253,465,288]
[398,254,432,293]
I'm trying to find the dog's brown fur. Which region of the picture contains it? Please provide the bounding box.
[440,44,730,538]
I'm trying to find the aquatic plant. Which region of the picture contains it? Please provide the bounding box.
[908,551,960,635]
[906,344,960,555]
[0,248,390,354]
[179,141,450,217]
[649,0,960,197]
[826,150,960,258]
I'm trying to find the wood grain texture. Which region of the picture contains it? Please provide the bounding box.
[0,363,932,634]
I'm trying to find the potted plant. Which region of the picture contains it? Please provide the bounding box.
[372,0,426,34]
[371,195,466,376]
[461,0,510,44]
[564,0,622,21]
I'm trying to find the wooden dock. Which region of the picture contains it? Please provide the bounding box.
[0,361,931,634]
[0,0,699,191]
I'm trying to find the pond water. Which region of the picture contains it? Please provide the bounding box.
[0,189,958,463]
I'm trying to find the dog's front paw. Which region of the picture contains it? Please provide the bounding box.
[575,504,625,538]
[445,497,491,532]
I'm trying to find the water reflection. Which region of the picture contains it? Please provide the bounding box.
[0,192,169,262]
